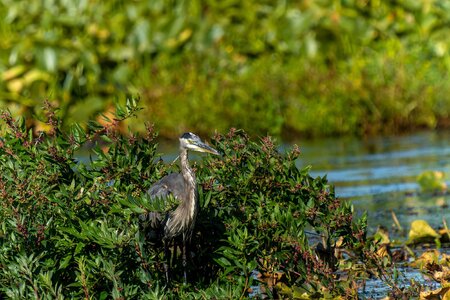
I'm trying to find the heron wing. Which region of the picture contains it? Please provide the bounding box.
[140,173,185,232]
[147,173,185,200]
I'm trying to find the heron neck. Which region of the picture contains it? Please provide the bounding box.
[180,148,197,211]
[179,147,198,225]
[180,148,195,185]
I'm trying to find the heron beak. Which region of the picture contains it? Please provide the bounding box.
[190,140,220,155]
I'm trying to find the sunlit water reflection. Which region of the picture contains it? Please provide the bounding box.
[295,130,450,234]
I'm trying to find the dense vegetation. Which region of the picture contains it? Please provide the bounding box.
[2,100,450,299]
[1,1,450,138]
[0,100,373,298]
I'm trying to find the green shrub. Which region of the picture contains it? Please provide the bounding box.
[0,100,368,298]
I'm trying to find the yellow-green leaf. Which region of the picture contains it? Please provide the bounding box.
[408,220,439,244]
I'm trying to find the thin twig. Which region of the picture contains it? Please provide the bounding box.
[240,273,249,300]
[443,218,450,242]
[391,210,403,232]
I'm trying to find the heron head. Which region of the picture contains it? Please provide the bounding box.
[179,132,220,155]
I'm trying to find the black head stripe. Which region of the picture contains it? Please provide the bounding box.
[180,132,199,140]
[180,132,192,139]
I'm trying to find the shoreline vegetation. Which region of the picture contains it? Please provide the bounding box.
[1,1,450,139]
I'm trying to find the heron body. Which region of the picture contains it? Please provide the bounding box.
[142,132,219,283]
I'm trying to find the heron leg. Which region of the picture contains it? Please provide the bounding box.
[163,240,170,283]
[182,234,187,284]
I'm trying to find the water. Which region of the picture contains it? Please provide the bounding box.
[295,130,450,235]
[293,130,450,299]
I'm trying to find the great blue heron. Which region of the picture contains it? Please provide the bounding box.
[140,132,220,283]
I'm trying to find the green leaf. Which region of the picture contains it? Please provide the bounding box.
[59,255,72,269]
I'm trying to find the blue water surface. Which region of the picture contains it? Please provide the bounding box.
[294,130,450,233]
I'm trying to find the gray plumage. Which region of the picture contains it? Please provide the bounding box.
[144,173,185,230]
[148,173,185,200]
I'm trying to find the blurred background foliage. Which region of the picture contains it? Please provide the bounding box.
[1,0,450,139]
